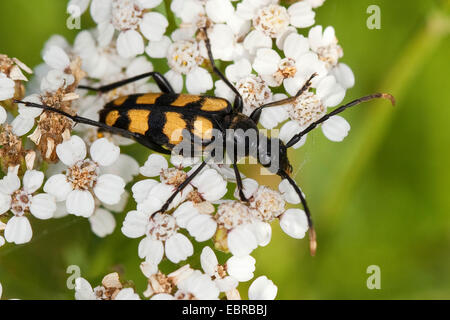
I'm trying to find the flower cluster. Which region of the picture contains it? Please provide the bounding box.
[0,0,359,299]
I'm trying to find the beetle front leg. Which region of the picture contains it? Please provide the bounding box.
[152,161,208,215]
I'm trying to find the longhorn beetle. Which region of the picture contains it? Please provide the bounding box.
[15,28,395,255]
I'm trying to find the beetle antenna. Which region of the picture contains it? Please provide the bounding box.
[278,170,317,256]
[286,93,395,148]
[13,99,141,140]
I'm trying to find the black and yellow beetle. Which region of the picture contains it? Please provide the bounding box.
[15,28,394,255]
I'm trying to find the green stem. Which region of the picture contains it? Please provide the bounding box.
[164,0,177,34]
[319,9,450,220]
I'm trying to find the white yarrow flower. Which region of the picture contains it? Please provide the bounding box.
[44,136,125,218]
[0,168,56,244]
[89,0,168,58]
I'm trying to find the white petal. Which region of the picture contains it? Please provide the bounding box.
[172,0,204,23]
[138,194,164,213]
[0,106,6,124]
[226,255,256,282]
[56,135,87,166]
[17,94,43,119]
[279,121,307,149]
[140,260,158,278]
[170,154,200,168]
[43,174,72,201]
[243,30,272,55]
[0,236,3,248]
[225,58,252,83]
[74,278,96,300]
[321,115,350,142]
[248,276,277,300]
[137,0,162,9]
[0,76,15,101]
[0,193,11,215]
[90,0,112,24]
[214,79,235,102]
[90,138,120,166]
[192,169,227,202]
[250,221,272,247]
[30,193,56,220]
[275,26,296,50]
[140,12,168,41]
[93,174,125,205]
[316,75,345,107]
[186,67,213,94]
[216,276,238,292]
[121,210,149,238]
[140,154,168,177]
[89,208,116,237]
[164,70,183,94]
[145,36,171,58]
[22,170,44,194]
[259,105,289,129]
[11,115,35,137]
[102,154,139,184]
[138,237,164,263]
[5,216,33,244]
[331,63,355,89]
[205,0,234,23]
[186,214,217,242]
[43,45,70,70]
[283,33,310,61]
[66,189,95,217]
[288,2,315,28]
[234,178,258,200]
[172,201,199,228]
[151,293,175,300]
[279,179,301,204]
[103,190,129,213]
[253,48,280,76]
[116,30,144,58]
[0,171,20,195]
[115,288,140,300]
[280,208,309,239]
[200,246,218,276]
[53,201,68,218]
[165,233,194,263]
[132,179,159,203]
[227,225,258,257]
[97,22,115,47]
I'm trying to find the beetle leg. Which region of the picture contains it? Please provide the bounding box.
[233,162,249,202]
[78,72,175,93]
[278,170,317,256]
[154,161,208,215]
[200,27,244,113]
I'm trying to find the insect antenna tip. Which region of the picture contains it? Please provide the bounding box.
[309,227,317,256]
[381,93,396,106]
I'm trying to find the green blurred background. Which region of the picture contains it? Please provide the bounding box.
[0,0,449,299]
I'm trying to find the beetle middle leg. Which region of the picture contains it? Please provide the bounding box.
[201,27,244,113]
[154,161,208,215]
[232,162,249,202]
